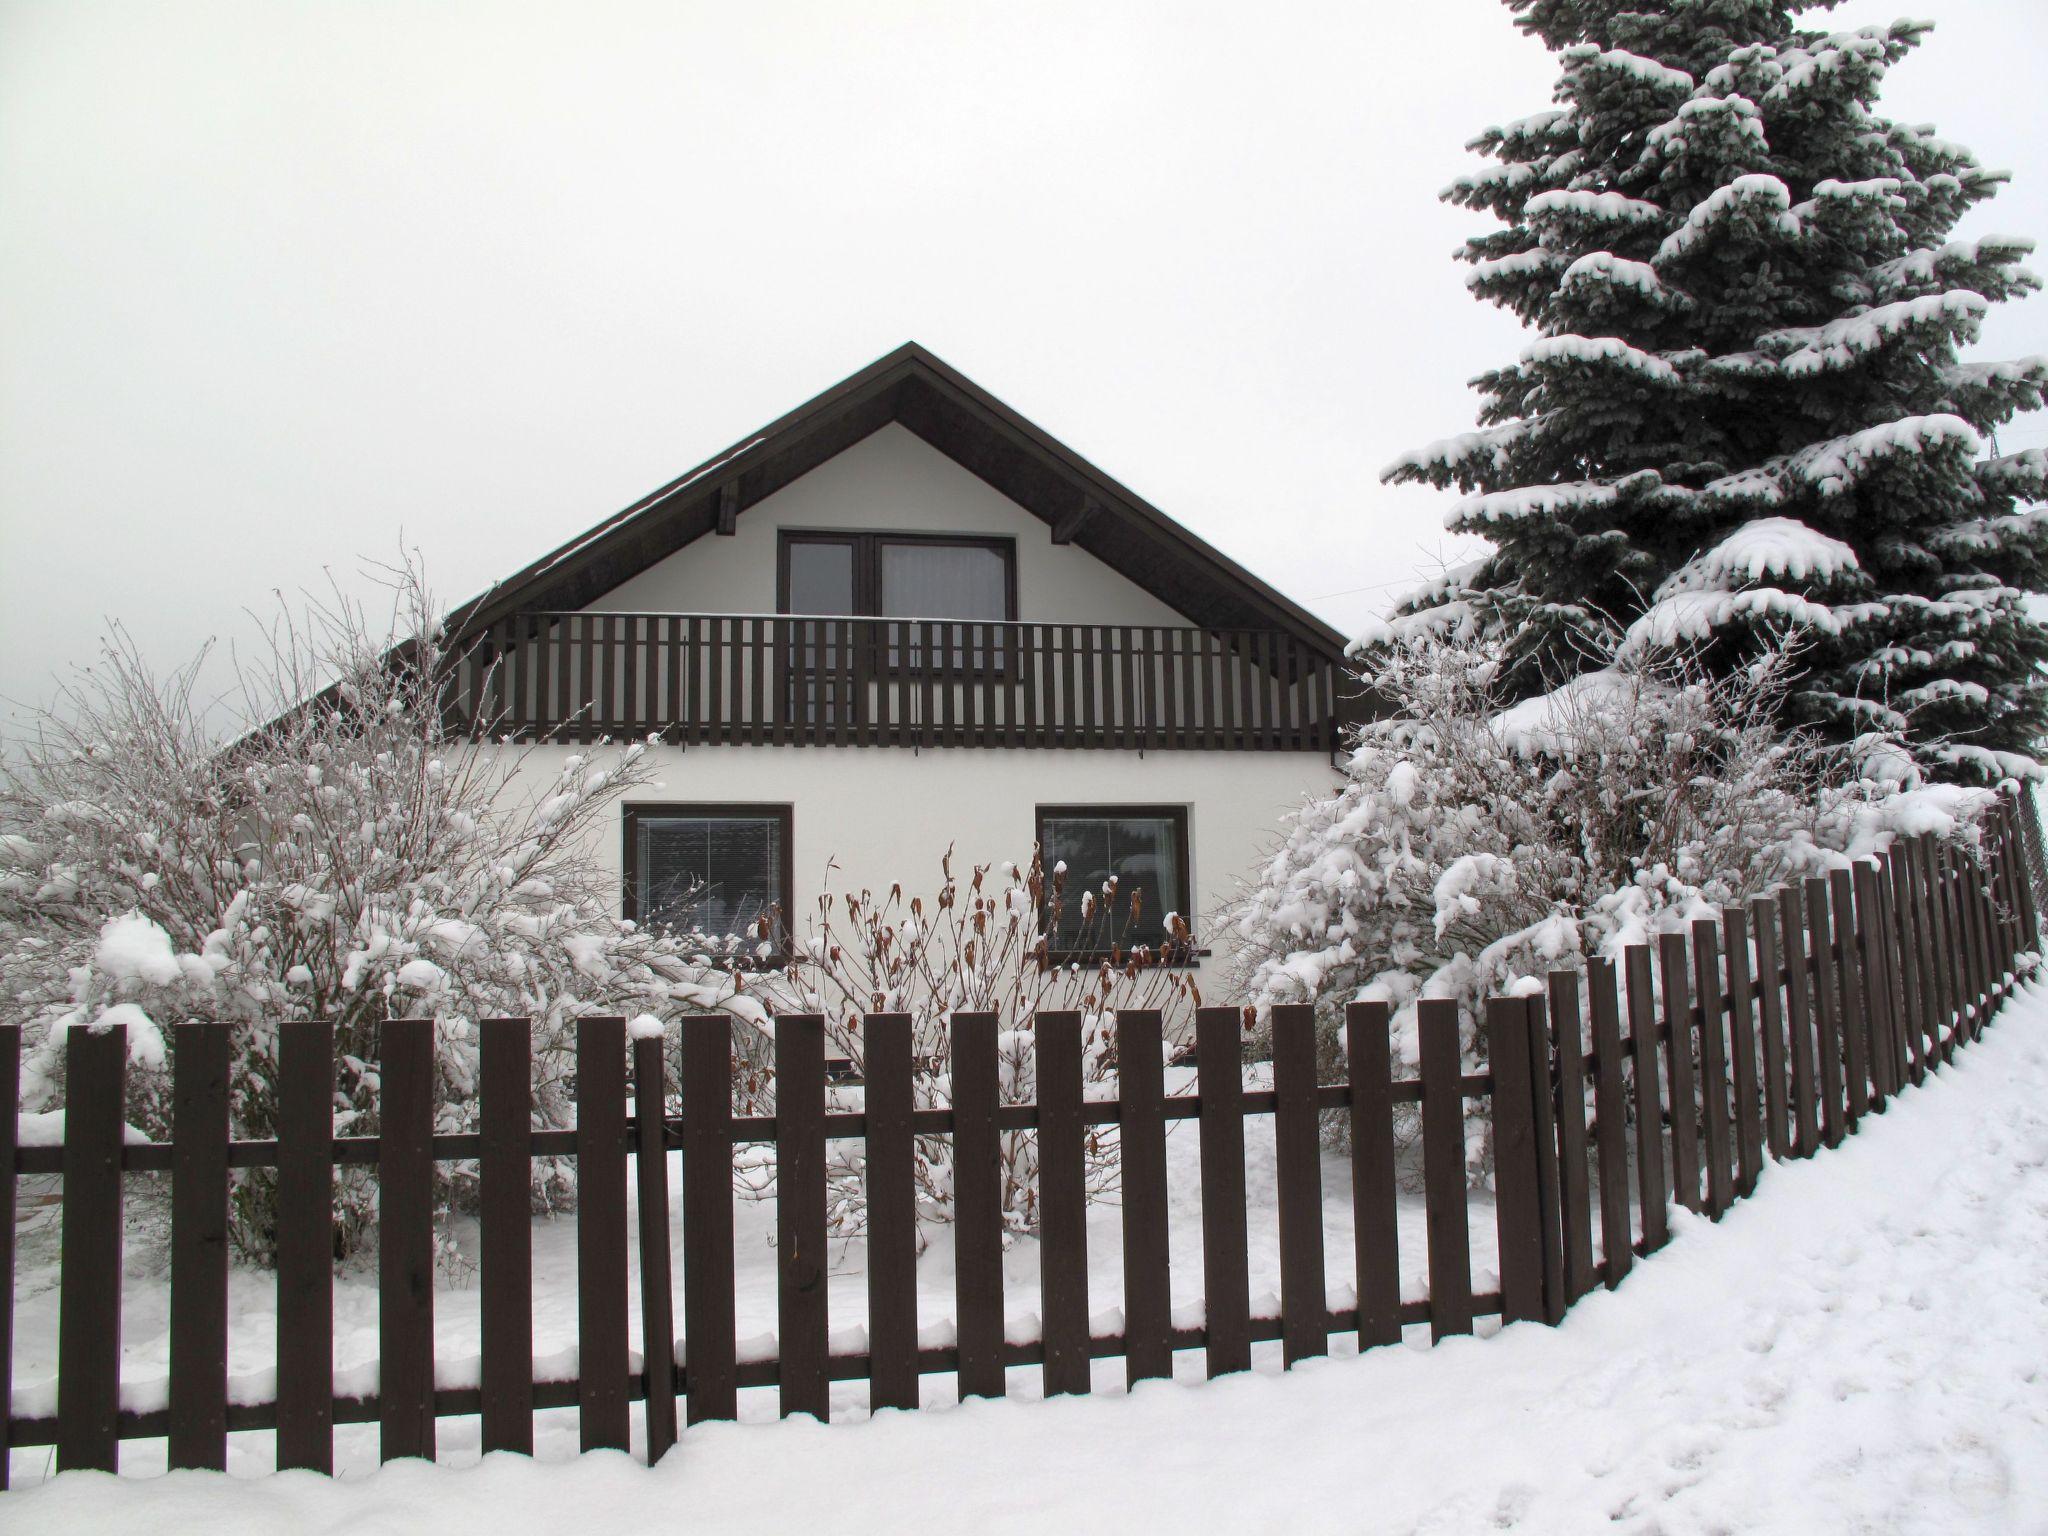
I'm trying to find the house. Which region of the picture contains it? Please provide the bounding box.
[441,343,1356,994]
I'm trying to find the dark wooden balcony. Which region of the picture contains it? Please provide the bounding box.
[446,612,1357,751]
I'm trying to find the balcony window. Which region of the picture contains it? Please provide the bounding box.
[1036,805,1191,956]
[625,804,791,951]
[780,531,1015,676]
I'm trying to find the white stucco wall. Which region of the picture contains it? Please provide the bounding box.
[498,741,1339,1001]
[586,422,1192,627]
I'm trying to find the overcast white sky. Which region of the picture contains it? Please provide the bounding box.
[3,0,2043,739]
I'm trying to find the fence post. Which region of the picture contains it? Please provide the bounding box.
[57,1022,126,1474]
[1523,992,1566,1323]
[775,1014,831,1420]
[1487,997,1547,1325]
[1417,999,1474,1340]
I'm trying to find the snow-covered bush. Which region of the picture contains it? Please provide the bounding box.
[729,848,1202,1244]
[1228,628,1980,1161]
[0,565,758,1262]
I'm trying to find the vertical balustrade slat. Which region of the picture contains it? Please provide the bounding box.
[1722,908,1764,1197]
[379,1018,437,1463]
[1272,1005,1328,1362]
[56,1022,126,1474]
[168,1021,229,1471]
[950,1011,1006,1400]
[479,1019,534,1455]
[1624,946,1669,1254]
[666,615,683,740]
[621,613,640,736]
[579,614,598,743]
[0,1026,17,1491]
[275,1019,335,1473]
[754,616,772,744]
[1488,998,1546,1325]
[1831,869,1869,1124]
[1037,1011,1091,1396]
[1807,876,1847,1145]
[634,1031,678,1461]
[864,1013,919,1412]
[1077,625,1098,747]
[707,616,726,745]
[1777,886,1820,1157]
[1750,898,1792,1163]
[1658,933,1702,1213]
[1019,624,1041,748]
[576,1016,630,1452]
[1551,971,1597,1301]
[1179,628,1200,750]
[1199,631,1220,750]
[1345,1002,1402,1348]
[1417,999,1473,1340]
[1117,1010,1173,1386]
[1692,920,1734,1217]
[1589,960,1633,1284]
[1117,626,1139,750]
[1523,995,1565,1325]
[681,1015,738,1423]
[921,621,940,750]
[1195,1006,1252,1375]
[776,1015,831,1420]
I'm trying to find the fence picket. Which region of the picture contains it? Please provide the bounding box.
[1522,995,1565,1325]
[1831,869,1870,1124]
[681,1015,738,1424]
[1722,908,1764,1198]
[1589,960,1633,1284]
[775,1014,831,1420]
[864,1014,920,1412]
[479,1019,534,1455]
[1345,1001,1402,1348]
[1777,885,1820,1156]
[1549,970,1597,1301]
[57,1022,126,1474]
[1272,1005,1328,1362]
[1623,946,1668,1255]
[1750,898,1791,1163]
[1418,999,1473,1341]
[1807,876,1847,1145]
[1195,1007,1252,1375]
[576,1017,630,1452]
[168,1021,229,1472]
[950,1012,1006,1400]
[634,1032,678,1460]
[1658,933,1701,1213]
[1856,861,1899,1106]
[379,1018,437,1463]
[1037,1012,1091,1396]
[1116,1010,1173,1386]
[1691,920,1734,1218]
[275,1020,335,1473]
[1890,848,1928,1089]
[1488,998,1546,1325]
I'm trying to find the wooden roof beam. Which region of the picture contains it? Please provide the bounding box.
[1051,497,1099,545]
[715,480,741,536]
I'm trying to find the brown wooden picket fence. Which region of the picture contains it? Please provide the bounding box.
[2,789,2041,1484]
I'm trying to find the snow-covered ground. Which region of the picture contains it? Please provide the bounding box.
[14,983,2048,1531]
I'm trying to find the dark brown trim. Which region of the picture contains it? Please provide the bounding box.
[774,530,1019,621]
[1035,803,1194,960]
[622,803,795,953]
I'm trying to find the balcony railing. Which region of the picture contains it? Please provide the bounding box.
[446,612,1356,751]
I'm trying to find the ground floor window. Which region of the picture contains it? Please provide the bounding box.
[624,804,791,949]
[1035,804,1191,956]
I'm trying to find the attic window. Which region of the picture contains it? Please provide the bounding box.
[778,532,1016,622]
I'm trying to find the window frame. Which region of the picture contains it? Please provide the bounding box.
[1034,802,1195,963]
[621,802,795,958]
[775,529,1019,622]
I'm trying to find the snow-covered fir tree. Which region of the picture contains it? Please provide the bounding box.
[1384,3,2048,780]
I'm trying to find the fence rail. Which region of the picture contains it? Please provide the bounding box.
[2,790,2039,1483]
[441,612,1355,751]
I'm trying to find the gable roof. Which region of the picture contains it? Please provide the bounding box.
[446,342,1348,659]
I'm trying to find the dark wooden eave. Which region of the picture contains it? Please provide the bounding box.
[444,342,1348,662]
